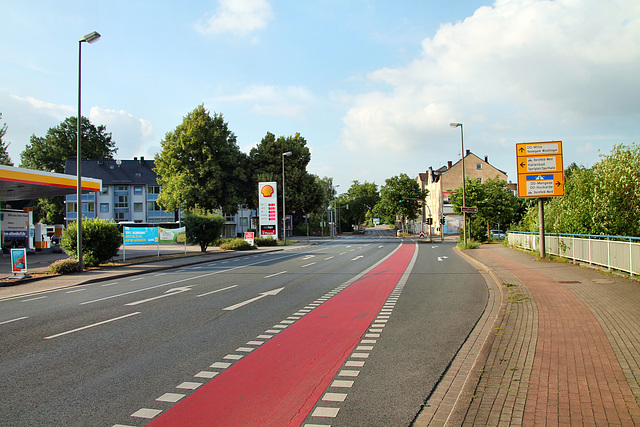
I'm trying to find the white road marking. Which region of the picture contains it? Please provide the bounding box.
[65,288,86,294]
[101,282,119,287]
[45,312,141,340]
[351,255,363,261]
[125,287,191,306]
[325,256,334,260]
[223,287,284,311]
[176,382,202,390]
[323,393,348,402]
[302,262,316,267]
[156,393,184,403]
[265,271,286,278]
[0,316,28,325]
[194,371,218,379]
[196,284,238,298]
[21,296,47,303]
[312,407,340,417]
[131,408,162,419]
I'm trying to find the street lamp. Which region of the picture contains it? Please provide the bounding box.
[282,151,292,245]
[77,31,101,272]
[450,122,467,246]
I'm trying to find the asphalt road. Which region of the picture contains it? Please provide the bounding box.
[0,230,487,426]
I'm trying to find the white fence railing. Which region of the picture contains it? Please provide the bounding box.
[508,231,640,276]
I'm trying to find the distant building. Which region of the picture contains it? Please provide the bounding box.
[411,151,509,235]
[64,158,256,237]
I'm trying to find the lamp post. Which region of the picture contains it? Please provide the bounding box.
[77,31,101,272]
[282,151,292,245]
[450,122,467,246]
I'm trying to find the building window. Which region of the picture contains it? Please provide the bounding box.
[67,202,77,213]
[100,203,109,213]
[134,185,143,195]
[134,202,143,212]
[147,201,162,212]
[148,186,160,194]
[476,163,482,170]
[115,195,128,209]
[240,217,249,226]
[115,212,127,221]
[101,186,109,195]
[82,202,95,213]
[116,185,128,192]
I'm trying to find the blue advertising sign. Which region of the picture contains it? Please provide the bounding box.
[124,226,159,245]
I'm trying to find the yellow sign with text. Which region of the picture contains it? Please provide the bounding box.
[516,141,564,198]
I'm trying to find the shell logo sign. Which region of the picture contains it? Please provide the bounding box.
[261,184,275,197]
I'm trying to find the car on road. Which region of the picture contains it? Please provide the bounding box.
[490,229,506,240]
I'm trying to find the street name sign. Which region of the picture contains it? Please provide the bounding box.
[461,206,478,213]
[516,141,564,198]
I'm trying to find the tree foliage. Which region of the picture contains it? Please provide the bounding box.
[0,113,13,166]
[248,132,324,221]
[337,181,380,230]
[450,177,522,240]
[20,116,116,173]
[375,173,427,232]
[154,105,248,214]
[182,211,226,252]
[19,116,116,224]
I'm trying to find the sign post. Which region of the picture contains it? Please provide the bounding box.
[516,141,564,257]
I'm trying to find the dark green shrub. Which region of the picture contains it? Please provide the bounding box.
[49,259,80,274]
[60,218,122,265]
[182,211,225,252]
[219,238,255,251]
[254,237,277,247]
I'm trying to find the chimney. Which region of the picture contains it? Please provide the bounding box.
[447,161,452,169]
[484,155,488,163]
[140,156,144,162]
[133,157,137,161]
[465,149,470,157]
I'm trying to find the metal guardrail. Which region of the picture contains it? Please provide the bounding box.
[507,231,640,276]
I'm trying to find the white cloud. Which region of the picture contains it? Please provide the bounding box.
[9,94,74,120]
[339,0,640,177]
[89,107,156,160]
[212,84,313,119]
[196,0,274,36]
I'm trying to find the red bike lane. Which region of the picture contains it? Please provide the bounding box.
[150,242,416,426]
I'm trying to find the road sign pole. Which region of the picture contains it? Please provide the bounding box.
[539,198,546,258]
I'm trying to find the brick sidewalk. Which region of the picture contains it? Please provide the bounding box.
[461,245,640,426]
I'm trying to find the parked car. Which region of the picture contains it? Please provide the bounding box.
[491,229,506,240]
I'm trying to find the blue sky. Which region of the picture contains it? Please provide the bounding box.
[1,0,639,193]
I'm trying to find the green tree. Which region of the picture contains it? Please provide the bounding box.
[19,116,116,224]
[182,211,226,252]
[375,174,427,233]
[0,113,13,166]
[450,177,521,241]
[60,218,121,267]
[20,116,116,173]
[154,105,248,215]
[248,132,324,229]
[339,181,379,230]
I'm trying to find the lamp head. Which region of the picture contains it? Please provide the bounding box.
[282,151,293,157]
[450,122,462,128]
[79,31,101,44]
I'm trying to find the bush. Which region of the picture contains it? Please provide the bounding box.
[60,218,122,265]
[182,211,225,252]
[457,239,481,250]
[219,238,256,251]
[254,237,277,247]
[49,259,80,274]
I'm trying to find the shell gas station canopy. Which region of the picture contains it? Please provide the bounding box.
[0,164,101,202]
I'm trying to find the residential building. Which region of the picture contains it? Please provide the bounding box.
[411,151,508,235]
[64,158,256,238]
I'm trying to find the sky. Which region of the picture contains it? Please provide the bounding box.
[1,0,639,193]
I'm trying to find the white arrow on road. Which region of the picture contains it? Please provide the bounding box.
[437,256,449,262]
[223,287,284,311]
[125,286,191,306]
[351,255,364,261]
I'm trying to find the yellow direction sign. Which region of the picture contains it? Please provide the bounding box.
[516,141,564,198]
